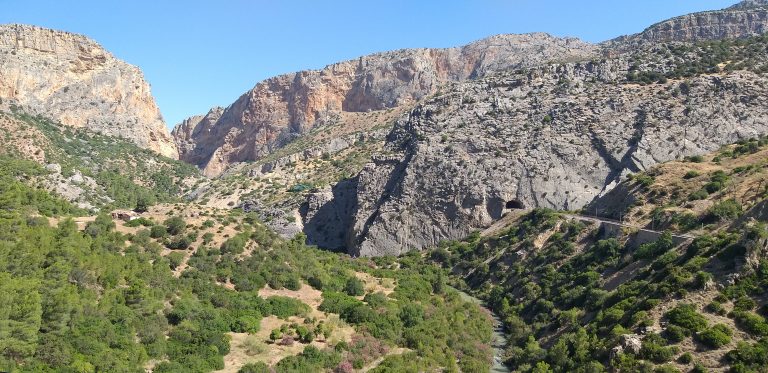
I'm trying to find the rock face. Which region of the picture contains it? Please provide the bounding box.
[0,24,177,158]
[304,60,768,256]
[171,107,224,165]
[608,0,768,46]
[173,33,598,176]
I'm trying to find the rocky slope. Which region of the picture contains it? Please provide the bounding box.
[303,33,768,256]
[173,33,597,176]
[0,24,177,158]
[0,110,200,211]
[608,0,768,47]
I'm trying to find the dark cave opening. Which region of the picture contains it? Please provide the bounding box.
[505,200,525,209]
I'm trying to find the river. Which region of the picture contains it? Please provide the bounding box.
[455,289,511,373]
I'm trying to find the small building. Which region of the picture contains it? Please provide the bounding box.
[110,210,136,221]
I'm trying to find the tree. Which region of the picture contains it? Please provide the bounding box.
[134,192,155,213]
[150,225,167,238]
[164,216,186,236]
[344,277,365,297]
[221,234,247,255]
[239,362,270,373]
[432,271,446,294]
[0,274,43,361]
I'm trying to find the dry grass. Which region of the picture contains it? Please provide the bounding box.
[355,272,396,297]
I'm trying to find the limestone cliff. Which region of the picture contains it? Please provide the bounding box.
[608,0,768,46]
[0,24,177,158]
[304,56,768,256]
[173,33,597,176]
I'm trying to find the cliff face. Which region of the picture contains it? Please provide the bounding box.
[0,24,177,158]
[173,33,598,176]
[608,0,768,46]
[303,60,768,256]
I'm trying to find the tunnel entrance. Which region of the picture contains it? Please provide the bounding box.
[505,200,525,209]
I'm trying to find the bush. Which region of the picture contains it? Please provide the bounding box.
[666,304,708,333]
[344,277,365,297]
[635,174,655,188]
[150,225,167,238]
[664,324,688,343]
[683,170,700,179]
[239,362,270,373]
[234,316,261,334]
[678,352,693,364]
[641,334,678,363]
[167,252,185,270]
[706,199,742,222]
[125,217,153,227]
[635,232,675,259]
[165,216,187,235]
[696,324,732,349]
[240,335,266,356]
[734,311,768,337]
[688,189,709,201]
[167,235,193,250]
[221,234,248,254]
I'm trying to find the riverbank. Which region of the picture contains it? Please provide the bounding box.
[455,288,510,373]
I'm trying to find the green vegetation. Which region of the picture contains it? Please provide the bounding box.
[424,203,768,372]
[625,34,768,85]
[3,112,201,211]
[0,170,492,372]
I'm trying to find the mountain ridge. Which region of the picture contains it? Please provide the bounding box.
[0,23,178,158]
[172,32,598,176]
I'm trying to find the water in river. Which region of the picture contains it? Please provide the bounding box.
[455,289,511,373]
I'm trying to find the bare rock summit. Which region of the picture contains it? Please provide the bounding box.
[0,24,177,158]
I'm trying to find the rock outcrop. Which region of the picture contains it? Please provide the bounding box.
[608,0,768,46]
[173,33,598,176]
[0,24,177,158]
[304,60,768,256]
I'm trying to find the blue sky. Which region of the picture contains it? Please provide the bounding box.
[1,0,736,128]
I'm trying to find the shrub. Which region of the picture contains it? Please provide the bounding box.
[641,334,678,363]
[654,365,681,373]
[165,216,187,235]
[635,174,655,188]
[733,296,757,312]
[125,217,153,227]
[678,352,693,364]
[241,335,266,355]
[683,170,700,179]
[150,225,167,238]
[706,199,742,221]
[167,252,185,270]
[344,277,365,297]
[234,316,261,334]
[239,362,270,373]
[696,324,732,349]
[221,234,248,255]
[635,232,675,259]
[665,304,708,333]
[688,189,709,201]
[734,311,768,336]
[664,324,688,343]
[167,235,192,250]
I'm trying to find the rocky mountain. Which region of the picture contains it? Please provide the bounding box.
[607,0,768,47]
[303,17,768,256]
[168,0,768,257]
[173,33,597,176]
[0,24,177,158]
[429,138,768,372]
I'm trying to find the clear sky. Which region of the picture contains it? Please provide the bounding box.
[1,0,737,128]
